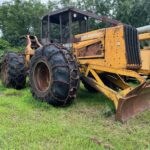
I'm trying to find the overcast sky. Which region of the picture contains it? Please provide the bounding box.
[0,0,49,5]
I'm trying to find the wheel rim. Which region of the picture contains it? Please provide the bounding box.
[33,61,51,92]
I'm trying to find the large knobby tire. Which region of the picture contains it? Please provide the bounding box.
[29,44,80,106]
[81,74,98,93]
[1,52,26,89]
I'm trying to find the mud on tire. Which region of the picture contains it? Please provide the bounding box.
[1,52,26,89]
[29,44,80,106]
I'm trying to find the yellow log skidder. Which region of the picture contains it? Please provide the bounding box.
[1,7,150,122]
[73,25,150,122]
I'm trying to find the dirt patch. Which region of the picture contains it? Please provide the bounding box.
[0,92,4,96]
[90,136,114,149]
[90,136,103,145]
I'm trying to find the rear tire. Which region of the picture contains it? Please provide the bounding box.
[1,52,26,89]
[29,44,80,106]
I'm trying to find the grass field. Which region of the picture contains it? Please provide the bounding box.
[0,82,150,150]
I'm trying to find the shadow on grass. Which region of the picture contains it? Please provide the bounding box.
[0,82,116,117]
[78,86,113,104]
[21,84,116,117]
[77,86,115,117]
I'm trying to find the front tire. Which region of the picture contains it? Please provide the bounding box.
[29,44,80,106]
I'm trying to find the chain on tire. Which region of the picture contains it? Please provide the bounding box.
[29,44,80,106]
[1,52,26,89]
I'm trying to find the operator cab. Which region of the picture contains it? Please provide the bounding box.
[41,7,120,48]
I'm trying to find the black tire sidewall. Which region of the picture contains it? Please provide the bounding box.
[1,52,26,89]
[29,44,80,106]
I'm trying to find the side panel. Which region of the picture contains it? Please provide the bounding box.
[73,29,105,58]
[73,25,128,69]
[104,25,127,68]
[138,32,150,41]
[141,50,150,70]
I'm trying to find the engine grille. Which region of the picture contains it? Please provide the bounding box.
[124,25,141,69]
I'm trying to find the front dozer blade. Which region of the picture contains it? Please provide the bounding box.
[116,82,150,122]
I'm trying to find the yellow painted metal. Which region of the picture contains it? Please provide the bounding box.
[25,35,42,68]
[77,55,104,59]
[138,32,150,73]
[80,64,145,83]
[88,65,145,83]
[138,32,150,41]
[73,39,101,49]
[75,28,105,41]
[140,50,150,72]
[138,69,150,75]
[73,24,150,121]
[84,68,119,108]
[73,25,139,69]
[25,45,35,68]
[82,64,145,110]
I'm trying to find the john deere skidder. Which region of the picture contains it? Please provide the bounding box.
[1,7,150,122]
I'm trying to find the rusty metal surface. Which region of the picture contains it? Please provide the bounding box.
[77,43,103,57]
[116,82,150,122]
[33,61,51,92]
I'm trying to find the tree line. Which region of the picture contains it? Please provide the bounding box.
[0,0,149,47]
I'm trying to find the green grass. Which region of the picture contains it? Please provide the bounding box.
[0,82,150,150]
